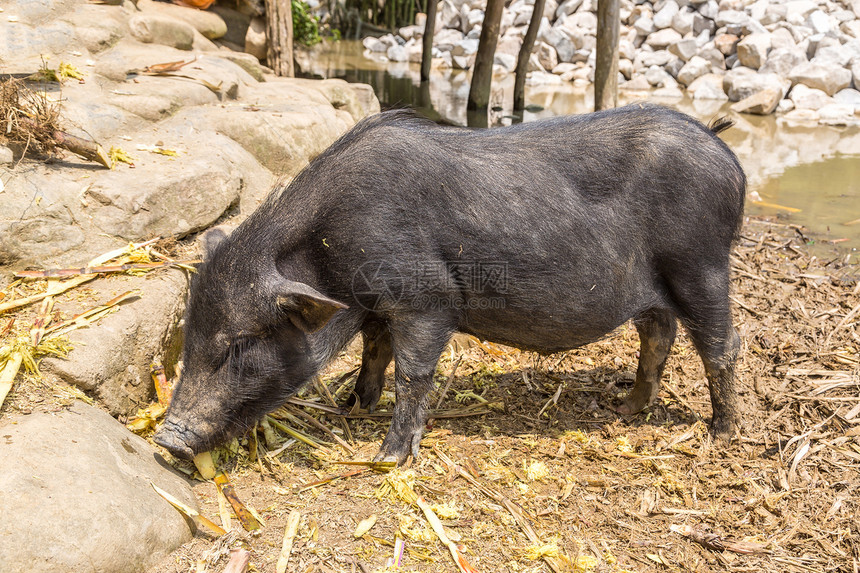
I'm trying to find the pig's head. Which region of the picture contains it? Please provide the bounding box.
[154,230,348,459]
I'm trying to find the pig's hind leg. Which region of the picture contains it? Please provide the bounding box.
[616,308,677,415]
[346,320,393,412]
[665,266,741,441]
[374,315,454,465]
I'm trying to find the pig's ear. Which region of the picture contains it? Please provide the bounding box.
[202,228,228,261]
[276,282,349,333]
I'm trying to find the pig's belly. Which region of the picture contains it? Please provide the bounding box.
[457,295,656,354]
[452,256,663,353]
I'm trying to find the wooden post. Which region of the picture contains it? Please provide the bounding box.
[466,0,505,111]
[421,0,438,82]
[594,0,619,110]
[266,0,295,77]
[513,0,546,112]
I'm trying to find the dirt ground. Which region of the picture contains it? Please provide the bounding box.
[3,216,859,573]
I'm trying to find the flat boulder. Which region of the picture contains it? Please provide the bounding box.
[789,61,853,96]
[790,83,835,110]
[0,402,198,573]
[731,87,782,114]
[128,14,196,50]
[689,73,729,100]
[833,88,860,112]
[759,48,807,77]
[736,32,771,69]
[41,270,189,416]
[723,66,790,101]
[138,0,228,40]
[677,55,711,86]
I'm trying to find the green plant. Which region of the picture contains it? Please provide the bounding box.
[292,0,322,46]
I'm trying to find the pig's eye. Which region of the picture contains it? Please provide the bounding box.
[228,336,255,357]
[220,336,254,372]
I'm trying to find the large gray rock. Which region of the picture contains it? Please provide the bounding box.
[646,28,683,48]
[41,271,189,415]
[0,401,198,573]
[693,12,716,36]
[688,72,729,99]
[128,14,195,50]
[807,9,833,35]
[634,16,656,36]
[0,119,270,268]
[65,4,126,54]
[671,8,695,34]
[736,32,771,69]
[138,0,228,40]
[769,27,796,51]
[556,0,584,18]
[654,0,680,28]
[698,0,719,20]
[715,9,749,27]
[669,37,698,61]
[762,3,787,25]
[813,44,854,67]
[723,66,790,101]
[244,16,267,60]
[538,42,559,70]
[636,49,675,69]
[785,0,818,22]
[834,88,860,112]
[677,55,711,85]
[645,65,676,86]
[387,44,409,61]
[789,61,853,95]
[438,0,461,30]
[543,27,577,62]
[698,46,728,69]
[760,48,808,77]
[790,83,836,109]
[179,79,356,179]
[818,103,857,123]
[731,87,781,114]
[0,20,77,71]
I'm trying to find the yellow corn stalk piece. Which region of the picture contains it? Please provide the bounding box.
[126,402,166,434]
[214,471,261,531]
[354,514,377,538]
[0,352,24,409]
[151,360,173,407]
[193,451,216,480]
[150,482,225,536]
[275,510,301,573]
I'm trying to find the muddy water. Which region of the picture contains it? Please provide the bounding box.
[297,41,860,254]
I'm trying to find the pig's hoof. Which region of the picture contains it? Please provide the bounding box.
[614,395,649,416]
[375,429,424,466]
[373,450,408,466]
[373,452,402,464]
[709,416,739,444]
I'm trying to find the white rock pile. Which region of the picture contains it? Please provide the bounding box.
[362,0,860,123]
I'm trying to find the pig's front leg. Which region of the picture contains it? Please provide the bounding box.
[347,320,393,412]
[374,316,454,465]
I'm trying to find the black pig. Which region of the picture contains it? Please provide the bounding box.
[155,104,746,464]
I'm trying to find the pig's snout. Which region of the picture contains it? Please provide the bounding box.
[153,420,196,460]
